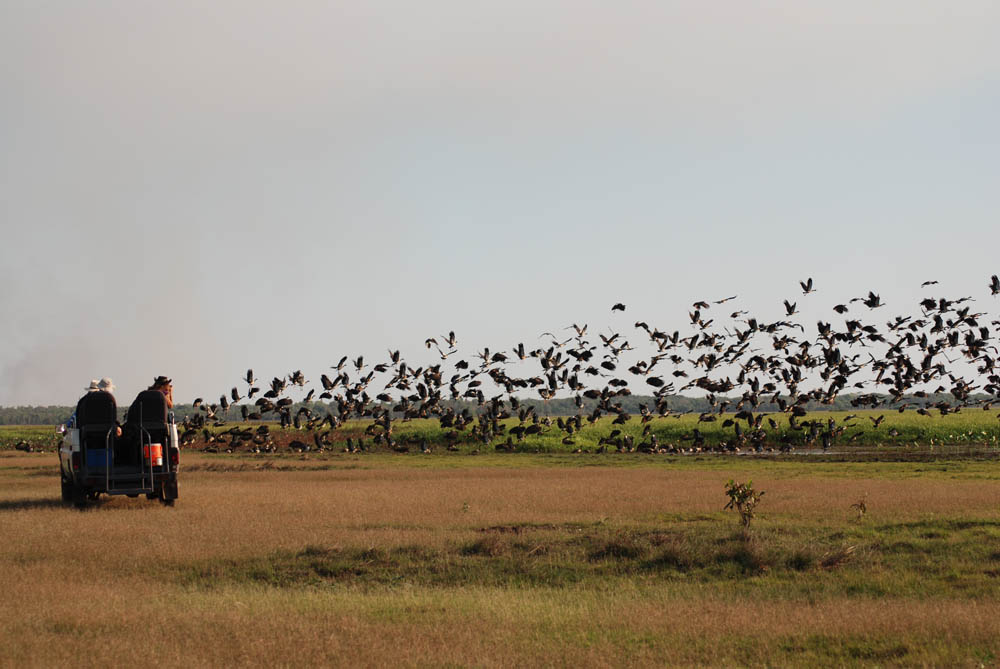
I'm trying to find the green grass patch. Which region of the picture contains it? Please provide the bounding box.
[236,410,1000,454]
[10,408,1000,458]
[176,514,1000,598]
[0,425,61,452]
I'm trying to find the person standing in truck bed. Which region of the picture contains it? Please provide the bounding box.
[150,376,174,408]
[65,378,121,436]
[123,376,174,426]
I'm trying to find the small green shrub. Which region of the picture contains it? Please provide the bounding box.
[724,479,765,531]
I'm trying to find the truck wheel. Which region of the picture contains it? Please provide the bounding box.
[161,479,178,505]
[61,477,73,504]
[73,485,88,509]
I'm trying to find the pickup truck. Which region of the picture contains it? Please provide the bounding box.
[59,389,179,507]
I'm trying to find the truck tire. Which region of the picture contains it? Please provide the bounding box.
[162,478,178,503]
[61,477,73,504]
[73,485,88,509]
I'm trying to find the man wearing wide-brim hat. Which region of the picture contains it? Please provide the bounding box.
[149,376,174,409]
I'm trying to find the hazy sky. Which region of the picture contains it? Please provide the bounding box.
[2,1,999,405]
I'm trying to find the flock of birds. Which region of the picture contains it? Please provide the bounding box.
[179,275,1000,455]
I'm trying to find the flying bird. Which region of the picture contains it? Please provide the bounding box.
[861,291,883,309]
[185,269,1000,459]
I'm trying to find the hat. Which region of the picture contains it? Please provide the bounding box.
[86,379,100,392]
[153,376,172,387]
[98,377,116,393]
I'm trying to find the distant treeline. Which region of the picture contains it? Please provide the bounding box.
[0,393,987,425]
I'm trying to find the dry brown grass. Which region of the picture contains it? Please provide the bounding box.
[4,580,1000,667]
[4,452,1000,666]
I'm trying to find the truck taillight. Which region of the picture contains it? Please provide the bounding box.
[169,447,179,466]
[71,452,81,471]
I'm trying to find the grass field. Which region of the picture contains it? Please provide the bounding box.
[6,408,1000,455]
[4,449,1000,667]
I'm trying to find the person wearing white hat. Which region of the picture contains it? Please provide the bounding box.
[99,378,123,436]
[77,377,122,436]
[68,379,114,430]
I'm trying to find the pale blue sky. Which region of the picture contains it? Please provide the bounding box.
[2,1,999,405]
